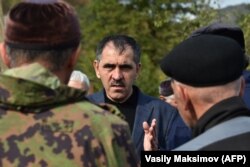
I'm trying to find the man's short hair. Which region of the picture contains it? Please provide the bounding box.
[96,35,141,64]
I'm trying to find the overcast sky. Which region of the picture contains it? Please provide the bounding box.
[211,0,250,8]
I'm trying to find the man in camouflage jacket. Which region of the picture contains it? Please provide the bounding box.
[0,0,138,166]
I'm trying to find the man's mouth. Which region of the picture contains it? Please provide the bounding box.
[111,81,125,87]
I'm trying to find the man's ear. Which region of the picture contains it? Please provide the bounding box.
[93,60,100,79]
[175,83,197,126]
[175,83,191,111]
[182,87,191,111]
[0,43,11,68]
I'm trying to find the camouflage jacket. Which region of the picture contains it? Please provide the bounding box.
[0,63,138,167]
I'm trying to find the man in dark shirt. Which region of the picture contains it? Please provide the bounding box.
[104,86,138,131]
[88,34,191,155]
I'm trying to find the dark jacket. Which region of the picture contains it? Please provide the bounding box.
[243,70,250,108]
[176,96,250,150]
[87,87,191,155]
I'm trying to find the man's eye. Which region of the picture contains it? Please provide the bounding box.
[103,65,115,70]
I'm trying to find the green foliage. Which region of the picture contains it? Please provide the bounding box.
[135,53,161,95]
[239,13,250,69]
[2,0,20,14]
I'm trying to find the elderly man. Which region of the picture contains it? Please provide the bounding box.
[68,70,90,92]
[0,0,138,166]
[144,34,250,150]
[189,22,250,109]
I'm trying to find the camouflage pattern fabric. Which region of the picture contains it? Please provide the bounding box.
[0,63,139,167]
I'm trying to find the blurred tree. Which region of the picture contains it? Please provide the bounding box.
[2,0,20,14]
[239,13,250,69]
[0,0,21,72]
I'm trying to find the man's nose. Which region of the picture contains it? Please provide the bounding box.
[112,68,123,80]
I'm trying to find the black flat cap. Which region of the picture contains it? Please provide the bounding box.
[160,35,245,87]
[189,22,249,68]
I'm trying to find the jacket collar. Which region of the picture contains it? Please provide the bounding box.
[0,63,86,112]
[193,96,250,137]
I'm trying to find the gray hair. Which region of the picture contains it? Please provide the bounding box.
[69,70,90,90]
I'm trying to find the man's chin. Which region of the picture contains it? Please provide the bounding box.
[109,94,127,103]
[111,86,126,92]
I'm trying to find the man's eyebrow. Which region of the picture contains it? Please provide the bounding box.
[103,63,115,68]
[102,63,133,67]
[119,64,133,69]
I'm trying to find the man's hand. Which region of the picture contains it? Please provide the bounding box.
[143,118,158,151]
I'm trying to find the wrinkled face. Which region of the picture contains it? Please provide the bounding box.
[171,81,195,128]
[94,42,140,102]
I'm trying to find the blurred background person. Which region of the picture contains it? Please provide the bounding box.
[68,70,90,94]
[159,79,177,108]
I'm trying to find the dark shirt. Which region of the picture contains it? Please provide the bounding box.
[88,86,192,153]
[192,96,250,150]
[193,96,250,137]
[104,86,138,132]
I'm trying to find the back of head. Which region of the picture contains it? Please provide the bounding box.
[160,35,245,87]
[159,79,173,97]
[96,34,141,63]
[4,0,81,50]
[189,22,249,68]
[69,70,90,91]
[2,0,81,78]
